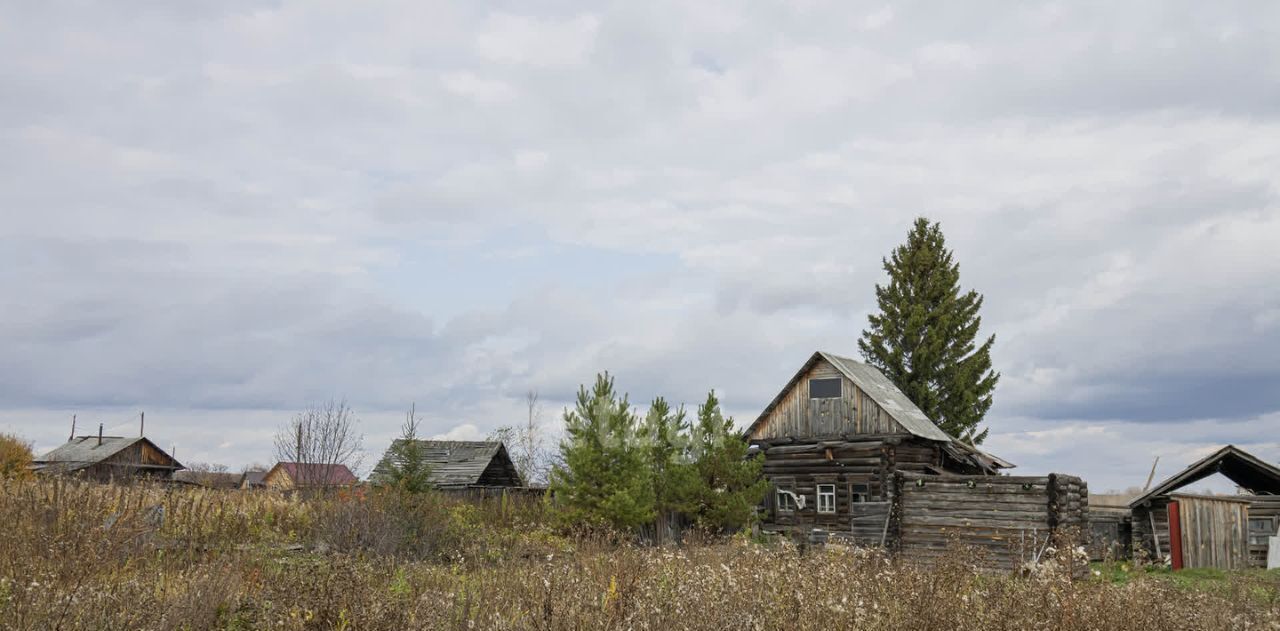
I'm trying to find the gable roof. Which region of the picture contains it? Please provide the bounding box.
[33,436,184,473]
[1129,445,1280,508]
[172,470,242,489]
[745,351,1012,471]
[370,440,522,488]
[268,462,358,486]
[747,351,951,442]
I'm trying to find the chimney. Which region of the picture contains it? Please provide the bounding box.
[69,414,76,441]
[140,411,145,437]
[97,423,103,446]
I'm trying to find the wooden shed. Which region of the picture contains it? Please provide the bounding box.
[369,440,523,490]
[748,351,1087,571]
[32,431,183,481]
[1130,445,1280,569]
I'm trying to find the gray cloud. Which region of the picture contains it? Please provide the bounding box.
[2,1,1279,483]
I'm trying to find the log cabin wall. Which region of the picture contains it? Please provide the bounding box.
[1132,498,1173,561]
[762,436,915,540]
[894,472,1088,573]
[750,357,906,441]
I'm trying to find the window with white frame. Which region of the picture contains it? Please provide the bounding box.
[777,488,798,512]
[817,484,836,514]
[1249,517,1275,546]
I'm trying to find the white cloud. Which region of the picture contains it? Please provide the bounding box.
[475,13,600,67]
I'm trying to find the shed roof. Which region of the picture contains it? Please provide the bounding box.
[33,436,183,473]
[370,440,522,488]
[1130,445,1280,508]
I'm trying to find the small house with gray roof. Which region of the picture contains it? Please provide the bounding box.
[370,440,523,489]
[33,430,184,481]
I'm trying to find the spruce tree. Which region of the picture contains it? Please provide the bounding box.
[549,373,655,531]
[857,217,999,444]
[682,390,769,532]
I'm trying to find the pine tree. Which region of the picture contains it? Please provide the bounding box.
[550,373,655,531]
[641,396,690,529]
[379,404,434,493]
[857,217,999,444]
[681,390,769,532]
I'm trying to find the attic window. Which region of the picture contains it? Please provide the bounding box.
[809,378,842,399]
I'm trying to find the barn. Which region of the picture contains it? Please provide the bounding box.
[369,440,524,490]
[32,429,184,481]
[1129,445,1280,569]
[749,351,1088,571]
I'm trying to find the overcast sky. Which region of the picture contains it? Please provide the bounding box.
[2,1,1278,492]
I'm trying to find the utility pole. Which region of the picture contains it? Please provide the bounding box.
[1142,456,1160,492]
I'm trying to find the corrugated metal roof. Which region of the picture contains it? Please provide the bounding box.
[370,440,520,488]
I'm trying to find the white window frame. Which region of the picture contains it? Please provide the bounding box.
[816,484,836,514]
[776,488,798,513]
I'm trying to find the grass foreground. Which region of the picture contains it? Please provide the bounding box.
[2,478,1278,630]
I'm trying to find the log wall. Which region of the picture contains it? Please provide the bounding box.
[894,472,1088,573]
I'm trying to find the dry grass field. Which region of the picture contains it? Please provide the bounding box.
[1,478,1277,630]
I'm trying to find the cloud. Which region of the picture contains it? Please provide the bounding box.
[1,0,1279,488]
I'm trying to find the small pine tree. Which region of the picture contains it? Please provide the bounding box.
[858,217,999,443]
[380,404,434,493]
[642,396,692,536]
[550,373,655,531]
[681,391,769,532]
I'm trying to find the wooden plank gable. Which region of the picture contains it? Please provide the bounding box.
[750,356,909,441]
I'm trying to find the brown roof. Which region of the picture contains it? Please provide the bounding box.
[270,462,358,486]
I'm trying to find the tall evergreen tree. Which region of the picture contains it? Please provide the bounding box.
[549,373,655,531]
[857,217,999,444]
[681,390,769,532]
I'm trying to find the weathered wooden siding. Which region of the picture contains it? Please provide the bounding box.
[751,358,906,440]
[895,472,1088,573]
[1240,495,1280,567]
[1174,495,1251,570]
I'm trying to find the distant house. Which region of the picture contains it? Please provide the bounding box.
[172,470,243,490]
[369,440,523,489]
[33,432,183,481]
[261,462,358,490]
[1130,445,1280,570]
[239,470,269,490]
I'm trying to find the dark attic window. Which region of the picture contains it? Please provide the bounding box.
[809,377,842,399]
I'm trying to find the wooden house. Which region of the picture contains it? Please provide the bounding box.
[261,462,358,490]
[32,431,183,481]
[369,440,523,490]
[1129,445,1280,569]
[749,352,1088,572]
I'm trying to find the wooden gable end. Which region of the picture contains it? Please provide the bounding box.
[750,357,908,441]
